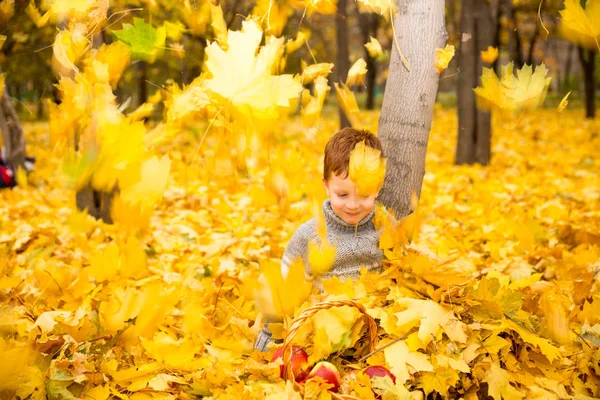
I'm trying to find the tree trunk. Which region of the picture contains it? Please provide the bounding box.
[0,87,26,169]
[356,6,379,110]
[335,0,351,128]
[445,0,458,41]
[377,0,447,217]
[578,47,596,119]
[456,0,496,166]
[507,1,523,69]
[138,61,148,107]
[562,43,574,92]
[492,0,502,73]
[526,29,539,66]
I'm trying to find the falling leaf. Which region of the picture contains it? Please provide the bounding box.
[302,76,330,125]
[435,44,455,73]
[256,258,312,319]
[334,82,362,127]
[356,0,396,15]
[204,20,302,121]
[481,46,498,63]
[348,139,386,197]
[302,62,334,85]
[287,30,310,54]
[557,91,571,112]
[474,62,551,113]
[346,58,368,87]
[308,238,336,276]
[559,0,600,50]
[364,36,383,58]
[113,18,166,62]
[210,5,228,45]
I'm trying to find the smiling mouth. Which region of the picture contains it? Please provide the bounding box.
[345,211,360,216]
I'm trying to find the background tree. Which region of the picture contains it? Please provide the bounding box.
[377,0,447,217]
[355,3,380,110]
[578,48,596,119]
[455,0,498,166]
[336,0,351,128]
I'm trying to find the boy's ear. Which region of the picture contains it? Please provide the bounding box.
[322,178,330,196]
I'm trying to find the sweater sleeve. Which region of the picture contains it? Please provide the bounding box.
[280,221,312,279]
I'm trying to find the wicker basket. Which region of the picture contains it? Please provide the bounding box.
[281,299,379,398]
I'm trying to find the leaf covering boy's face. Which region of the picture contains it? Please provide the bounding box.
[323,174,378,225]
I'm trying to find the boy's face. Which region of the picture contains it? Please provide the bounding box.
[323,174,377,225]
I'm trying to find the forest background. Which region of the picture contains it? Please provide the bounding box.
[0,0,599,399]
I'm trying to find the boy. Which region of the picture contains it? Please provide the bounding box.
[254,127,385,351]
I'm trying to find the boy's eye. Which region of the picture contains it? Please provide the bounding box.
[337,193,347,197]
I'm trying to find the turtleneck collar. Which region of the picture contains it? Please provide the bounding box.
[322,199,376,233]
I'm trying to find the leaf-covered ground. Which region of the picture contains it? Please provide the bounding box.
[1,107,599,399]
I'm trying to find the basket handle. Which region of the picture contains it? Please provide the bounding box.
[281,299,378,383]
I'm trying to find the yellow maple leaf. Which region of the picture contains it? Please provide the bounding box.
[539,290,574,345]
[141,332,197,368]
[364,36,383,58]
[25,2,50,28]
[204,20,302,121]
[119,154,171,211]
[334,82,362,127]
[88,242,120,282]
[84,385,110,400]
[474,62,551,113]
[311,299,361,363]
[348,139,386,197]
[254,0,291,37]
[256,258,312,320]
[435,44,455,73]
[482,362,523,400]
[346,58,367,87]
[308,238,336,276]
[384,340,433,384]
[286,30,310,54]
[305,0,337,15]
[302,76,330,125]
[51,24,89,77]
[559,0,600,51]
[302,62,334,85]
[357,0,396,15]
[210,5,228,45]
[85,42,131,88]
[481,46,498,63]
[557,91,571,112]
[120,236,147,278]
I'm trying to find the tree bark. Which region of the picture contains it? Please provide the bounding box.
[578,47,596,119]
[562,43,574,92]
[507,1,523,69]
[335,0,351,128]
[377,0,447,217]
[356,7,379,110]
[492,0,503,73]
[456,0,496,166]
[0,87,26,169]
[138,61,148,107]
[526,28,539,66]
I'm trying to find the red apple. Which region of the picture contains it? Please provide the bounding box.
[363,365,396,384]
[339,370,360,394]
[306,361,342,391]
[270,346,309,381]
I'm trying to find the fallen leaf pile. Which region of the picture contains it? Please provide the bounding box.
[1,1,599,399]
[0,105,598,399]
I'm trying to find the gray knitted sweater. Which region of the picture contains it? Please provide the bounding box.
[254,199,383,351]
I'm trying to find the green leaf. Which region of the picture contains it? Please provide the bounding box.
[113,18,165,62]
